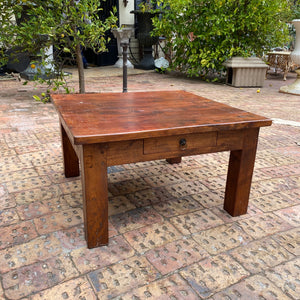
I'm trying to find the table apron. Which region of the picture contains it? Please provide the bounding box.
[60,121,81,159]
[106,129,246,166]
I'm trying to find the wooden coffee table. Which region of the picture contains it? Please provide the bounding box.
[51,91,272,248]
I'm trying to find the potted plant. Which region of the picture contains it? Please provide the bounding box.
[131,0,160,69]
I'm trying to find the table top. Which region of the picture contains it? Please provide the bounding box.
[268,51,291,56]
[51,91,272,144]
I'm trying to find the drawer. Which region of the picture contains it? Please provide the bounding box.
[144,132,217,155]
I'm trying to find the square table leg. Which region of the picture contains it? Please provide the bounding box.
[224,128,259,216]
[166,157,182,164]
[80,144,108,248]
[61,124,80,178]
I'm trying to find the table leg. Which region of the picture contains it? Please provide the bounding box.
[80,144,108,248]
[224,128,259,216]
[283,68,288,81]
[166,157,182,164]
[61,124,80,178]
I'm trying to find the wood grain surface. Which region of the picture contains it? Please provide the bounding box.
[51,91,272,144]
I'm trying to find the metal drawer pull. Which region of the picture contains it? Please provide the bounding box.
[179,138,187,147]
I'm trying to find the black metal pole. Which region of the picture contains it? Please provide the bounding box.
[122,43,128,93]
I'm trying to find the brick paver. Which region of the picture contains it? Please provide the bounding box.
[0,67,299,299]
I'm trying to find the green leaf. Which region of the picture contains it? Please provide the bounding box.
[33,95,41,101]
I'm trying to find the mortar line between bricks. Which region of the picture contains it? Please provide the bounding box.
[272,118,300,128]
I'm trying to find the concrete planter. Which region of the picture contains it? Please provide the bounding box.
[280,19,300,95]
[111,27,134,69]
[224,57,268,87]
[130,10,159,70]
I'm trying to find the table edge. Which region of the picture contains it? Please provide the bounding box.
[71,119,272,144]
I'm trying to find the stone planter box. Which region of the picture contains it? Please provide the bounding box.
[224,57,268,87]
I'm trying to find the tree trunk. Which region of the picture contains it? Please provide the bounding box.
[69,0,85,94]
[76,43,85,93]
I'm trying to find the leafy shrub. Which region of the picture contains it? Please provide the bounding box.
[0,0,117,94]
[153,0,291,77]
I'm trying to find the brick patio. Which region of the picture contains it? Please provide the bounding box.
[0,67,299,299]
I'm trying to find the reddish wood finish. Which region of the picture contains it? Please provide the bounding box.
[52,91,271,144]
[52,91,272,248]
[80,144,108,248]
[61,125,80,177]
[144,132,217,155]
[224,128,259,216]
[166,157,182,164]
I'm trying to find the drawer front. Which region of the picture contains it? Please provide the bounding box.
[144,132,217,155]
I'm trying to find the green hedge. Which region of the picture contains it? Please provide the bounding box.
[153,0,291,77]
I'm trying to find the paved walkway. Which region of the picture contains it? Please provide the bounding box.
[0,67,299,299]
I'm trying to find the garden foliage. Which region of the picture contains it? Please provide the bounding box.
[153,0,291,77]
[0,0,117,94]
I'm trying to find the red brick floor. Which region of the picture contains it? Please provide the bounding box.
[0,67,299,299]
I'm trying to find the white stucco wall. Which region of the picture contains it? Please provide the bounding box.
[118,1,135,26]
